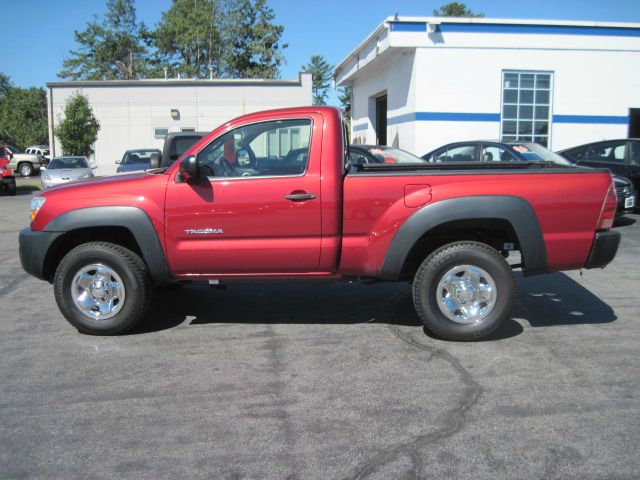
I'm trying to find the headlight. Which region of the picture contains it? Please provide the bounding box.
[0,168,4,174]
[43,172,51,180]
[30,196,46,221]
[81,173,92,179]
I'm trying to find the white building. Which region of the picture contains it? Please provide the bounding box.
[335,17,640,156]
[47,73,312,174]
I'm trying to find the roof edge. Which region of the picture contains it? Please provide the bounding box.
[47,72,311,89]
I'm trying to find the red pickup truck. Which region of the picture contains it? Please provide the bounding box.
[19,107,620,341]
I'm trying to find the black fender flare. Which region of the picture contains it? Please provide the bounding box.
[379,195,548,280]
[43,206,172,283]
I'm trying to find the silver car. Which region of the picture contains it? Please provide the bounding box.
[41,156,94,189]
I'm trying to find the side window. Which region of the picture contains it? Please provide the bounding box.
[563,147,587,162]
[198,118,312,178]
[481,145,516,162]
[434,145,476,162]
[349,151,370,165]
[586,142,625,164]
[630,141,640,165]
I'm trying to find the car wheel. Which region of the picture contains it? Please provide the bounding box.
[54,242,152,335]
[412,241,515,341]
[19,162,34,177]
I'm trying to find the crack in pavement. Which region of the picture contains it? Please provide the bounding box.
[0,271,30,299]
[344,288,483,480]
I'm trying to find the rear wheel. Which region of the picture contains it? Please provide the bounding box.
[54,242,152,335]
[412,241,515,341]
[18,162,34,177]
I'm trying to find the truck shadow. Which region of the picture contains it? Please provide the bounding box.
[513,272,617,328]
[136,271,616,340]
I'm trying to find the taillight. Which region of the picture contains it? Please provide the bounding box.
[596,183,617,230]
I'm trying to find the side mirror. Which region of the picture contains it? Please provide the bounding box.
[115,160,121,164]
[179,155,199,181]
[40,166,46,172]
[149,153,160,169]
[92,165,97,170]
[8,153,13,160]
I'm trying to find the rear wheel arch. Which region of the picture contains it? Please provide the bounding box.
[380,195,548,280]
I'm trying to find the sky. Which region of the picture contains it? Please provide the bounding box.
[1,0,640,103]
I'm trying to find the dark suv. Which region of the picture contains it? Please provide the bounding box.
[558,139,640,194]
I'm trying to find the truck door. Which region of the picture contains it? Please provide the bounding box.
[164,115,323,275]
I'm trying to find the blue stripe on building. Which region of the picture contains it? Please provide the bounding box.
[388,21,427,32]
[437,23,640,37]
[552,114,628,124]
[384,112,629,126]
[352,123,368,131]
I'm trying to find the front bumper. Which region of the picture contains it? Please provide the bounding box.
[19,228,63,281]
[585,230,621,269]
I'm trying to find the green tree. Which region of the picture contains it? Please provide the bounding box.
[224,0,287,78]
[338,86,352,118]
[301,55,334,106]
[59,0,151,80]
[433,2,484,17]
[153,0,287,79]
[54,93,101,156]
[0,73,48,148]
[153,0,223,78]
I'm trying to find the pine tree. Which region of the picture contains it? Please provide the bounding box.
[301,55,334,106]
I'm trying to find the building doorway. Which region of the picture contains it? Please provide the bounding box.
[629,108,640,138]
[375,95,387,145]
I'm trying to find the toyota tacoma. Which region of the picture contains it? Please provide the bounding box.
[19,107,620,341]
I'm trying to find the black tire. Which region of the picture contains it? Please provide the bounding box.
[7,180,16,196]
[18,162,34,177]
[54,242,152,335]
[412,241,515,341]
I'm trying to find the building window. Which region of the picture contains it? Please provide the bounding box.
[181,127,196,132]
[154,127,169,139]
[501,72,552,147]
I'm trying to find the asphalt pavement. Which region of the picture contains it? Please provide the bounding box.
[1,187,639,479]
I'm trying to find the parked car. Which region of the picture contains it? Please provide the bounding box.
[40,156,94,189]
[0,144,46,176]
[20,107,619,341]
[557,139,640,194]
[25,146,51,162]
[422,140,573,166]
[0,157,16,196]
[157,131,208,168]
[116,149,161,173]
[612,175,636,215]
[421,140,634,215]
[349,145,426,165]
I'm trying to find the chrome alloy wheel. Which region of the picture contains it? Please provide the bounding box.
[71,263,126,321]
[436,264,497,325]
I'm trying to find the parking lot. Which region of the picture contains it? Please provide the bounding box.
[1,185,639,479]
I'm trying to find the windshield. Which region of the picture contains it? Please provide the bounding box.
[48,157,90,169]
[6,145,22,154]
[509,143,573,166]
[122,150,158,164]
[357,146,426,164]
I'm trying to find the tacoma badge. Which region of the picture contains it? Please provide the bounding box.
[184,228,224,235]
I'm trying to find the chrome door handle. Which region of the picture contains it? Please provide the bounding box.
[284,193,316,201]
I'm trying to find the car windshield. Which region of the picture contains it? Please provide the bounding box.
[122,150,158,164]
[6,145,22,154]
[509,143,573,166]
[358,146,426,164]
[48,157,90,169]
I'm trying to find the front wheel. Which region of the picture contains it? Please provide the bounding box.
[412,241,515,341]
[54,242,152,335]
[18,162,34,177]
